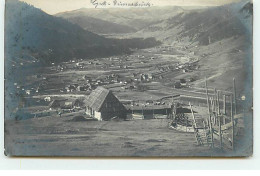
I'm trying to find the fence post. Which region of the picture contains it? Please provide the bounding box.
[233,78,237,114]
[214,88,217,113]
[230,94,235,151]
[217,91,220,115]
[219,115,222,150]
[223,94,226,116]
[205,78,214,148]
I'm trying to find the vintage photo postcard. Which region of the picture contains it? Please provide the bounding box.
[4,0,253,157]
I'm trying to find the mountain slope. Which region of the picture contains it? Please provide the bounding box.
[174,2,252,95]
[5,0,160,66]
[5,0,130,65]
[56,13,137,34]
[132,4,250,45]
[120,1,251,95]
[240,1,253,16]
[55,6,188,31]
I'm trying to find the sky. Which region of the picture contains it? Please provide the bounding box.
[20,0,244,14]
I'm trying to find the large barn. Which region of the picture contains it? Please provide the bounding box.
[84,86,127,121]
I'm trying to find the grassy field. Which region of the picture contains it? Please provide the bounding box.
[4,111,228,157]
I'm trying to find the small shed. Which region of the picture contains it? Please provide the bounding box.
[49,99,83,110]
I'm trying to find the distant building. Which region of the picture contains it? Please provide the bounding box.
[77,86,88,91]
[180,79,187,87]
[187,77,195,82]
[183,69,188,73]
[84,87,127,121]
[49,99,83,110]
[180,79,186,84]
[44,96,51,102]
[65,85,77,92]
[174,82,181,89]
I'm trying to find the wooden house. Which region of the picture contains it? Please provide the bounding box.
[49,99,83,110]
[84,87,127,121]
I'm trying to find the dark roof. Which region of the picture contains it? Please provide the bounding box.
[49,99,81,109]
[49,99,67,108]
[84,87,111,111]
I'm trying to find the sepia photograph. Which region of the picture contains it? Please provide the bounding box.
[4,0,253,157]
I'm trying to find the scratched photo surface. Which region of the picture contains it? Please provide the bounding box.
[4,0,253,157]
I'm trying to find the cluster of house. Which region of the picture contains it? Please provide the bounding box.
[174,78,196,88]
[62,74,124,93]
[139,73,154,82]
[75,62,85,69]
[103,74,120,83]
[53,58,107,72]
[55,62,91,72]
[139,60,200,82]
[152,60,199,77]
[15,73,50,96]
[56,57,133,73]
[84,73,121,85]
[123,85,137,90]
[62,83,93,93]
[124,73,153,83]
[104,63,130,70]
[175,61,199,73]
[13,81,42,96]
[56,64,68,72]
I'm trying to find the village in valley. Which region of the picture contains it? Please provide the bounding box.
[11,43,202,118]
[5,41,251,156]
[4,0,253,157]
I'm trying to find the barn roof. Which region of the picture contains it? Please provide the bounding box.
[84,86,112,112]
[49,99,81,109]
[49,99,68,108]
